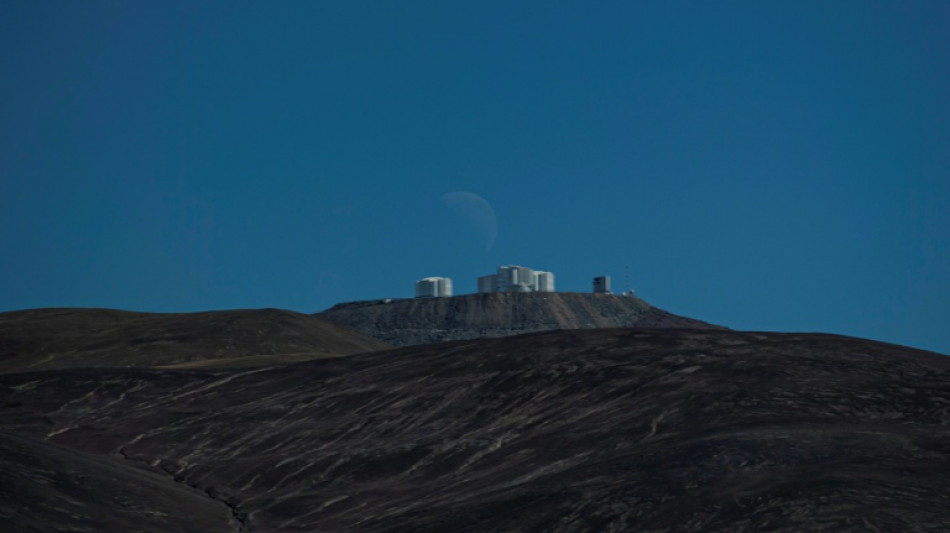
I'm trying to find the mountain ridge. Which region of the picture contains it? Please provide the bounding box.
[317,292,722,347]
[0,307,390,372]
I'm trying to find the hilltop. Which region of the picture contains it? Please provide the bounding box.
[317,292,722,347]
[0,307,390,372]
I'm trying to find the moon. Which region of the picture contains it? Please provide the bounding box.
[440,191,498,251]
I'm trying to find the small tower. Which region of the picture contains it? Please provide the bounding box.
[593,276,611,294]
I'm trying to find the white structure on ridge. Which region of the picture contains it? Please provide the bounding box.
[593,275,611,294]
[477,274,498,293]
[536,271,555,292]
[478,265,555,293]
[415,277,453,298]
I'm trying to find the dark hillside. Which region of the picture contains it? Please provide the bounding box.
[0,431,236,532]
[2,328,949,531]
[317,292,722,346]
[0,308,390,372]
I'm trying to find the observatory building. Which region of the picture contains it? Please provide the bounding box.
[477,265,555,293]
[415,277,453,298]
[593,275,611,294]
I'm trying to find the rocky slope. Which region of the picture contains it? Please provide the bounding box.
[0,431,237,532]
[317,292,721,346]
[0,308,390,372]
[2,328,949,531]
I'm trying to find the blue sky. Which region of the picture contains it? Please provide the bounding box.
[2,2,948,354]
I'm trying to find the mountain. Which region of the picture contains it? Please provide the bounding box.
[317,292,722,347]
[0,308,390,372]
[2,327,949,531]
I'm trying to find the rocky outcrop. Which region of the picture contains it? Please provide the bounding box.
[317,292,723,346]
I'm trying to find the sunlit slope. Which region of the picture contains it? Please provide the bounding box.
[0,307,390,372]
[3,328,948,531]
[318,291,723,346]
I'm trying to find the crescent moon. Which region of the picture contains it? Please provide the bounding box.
[440,191,498,251]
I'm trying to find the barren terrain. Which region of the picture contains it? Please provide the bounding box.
[318,292,722,346]
[3,325,949,531]
[0,308,390,373]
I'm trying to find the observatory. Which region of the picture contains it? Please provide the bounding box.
[478,265,555,293]
[415,277,453,298]
[536,271,555,292]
